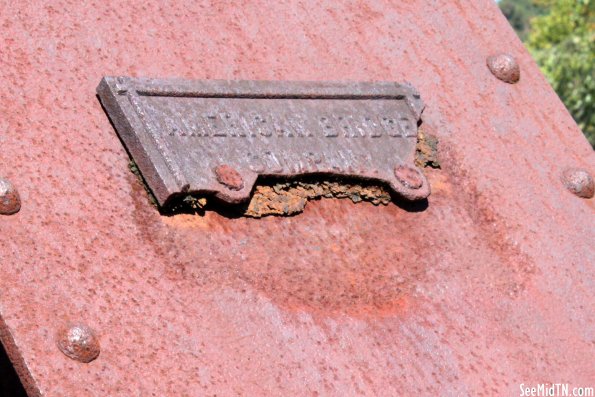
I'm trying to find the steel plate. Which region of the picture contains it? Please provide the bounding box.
[0,0,593,396]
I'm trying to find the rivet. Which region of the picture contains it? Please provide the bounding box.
[561,168,594,198]
[487,53,520,84]
[214,165,244,191]
[56,323,100,363]
[0,178,21,215]
[394,165,423,189]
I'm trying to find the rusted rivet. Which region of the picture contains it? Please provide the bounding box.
[56,324,100,363]
[394,165,423,189]
[561,168,594,198]
[0,178,21,215]
[214,165,244,191]
[487,53,520,84]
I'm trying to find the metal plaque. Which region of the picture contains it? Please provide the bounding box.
[97,77,429,206]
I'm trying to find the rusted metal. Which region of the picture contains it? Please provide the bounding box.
[487,53,520,83]
[214,164,244,191]
[415,128,440,169]
[561,168,594,198]
[0,178,20,215]
[55,324,100,364]
[97,78,429,206]
[245,180,391,218]
[0,1,594,397]
[393,164,424,189]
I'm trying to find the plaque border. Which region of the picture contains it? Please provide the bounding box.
[97,77,429,206]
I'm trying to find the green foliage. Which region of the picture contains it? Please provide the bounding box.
[499,0,546,40]
[499,0,594,146]
[526,0,595,146]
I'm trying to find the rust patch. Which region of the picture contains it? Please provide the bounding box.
[244,180,391,218]
[128,174,424,319]
[214,165,244,191]
[234,198,430,318]
[415,127,441,169]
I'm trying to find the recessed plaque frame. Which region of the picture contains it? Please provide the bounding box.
[97,77,429,206]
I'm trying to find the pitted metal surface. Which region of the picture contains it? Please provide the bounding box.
[0,1,593,396]
[97,78,429,206]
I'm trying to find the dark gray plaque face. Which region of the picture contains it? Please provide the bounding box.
[97,77,429,206]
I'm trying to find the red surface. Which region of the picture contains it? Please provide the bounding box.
[0,1,593,396]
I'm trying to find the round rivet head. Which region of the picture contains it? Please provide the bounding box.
[0,178,21,215]
[487,53,520,84]
[56,324,100,363]
[394,165,423,189]
[214,165,244,191]
[561,168,594,198]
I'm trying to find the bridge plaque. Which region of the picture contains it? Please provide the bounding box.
[97,77,429,206]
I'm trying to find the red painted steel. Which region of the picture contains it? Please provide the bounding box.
[0,1,593,396]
